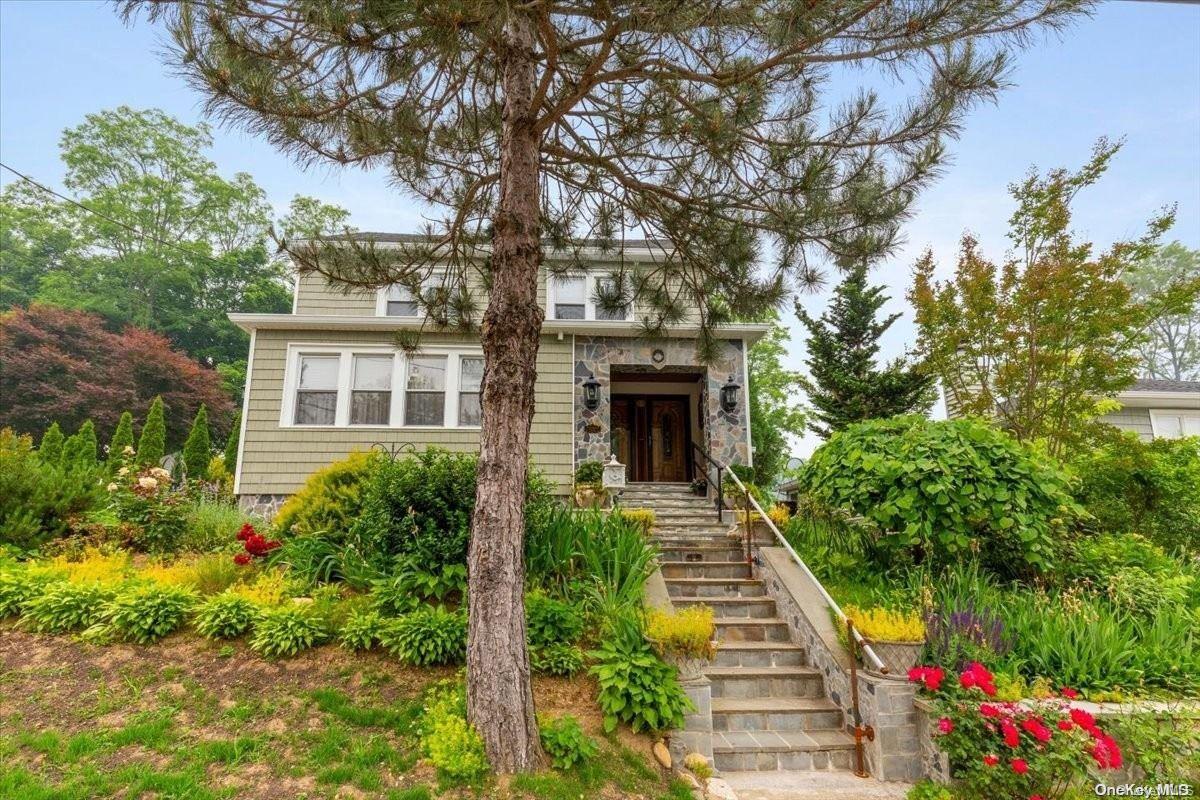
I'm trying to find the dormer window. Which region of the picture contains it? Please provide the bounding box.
[549,273,628,321]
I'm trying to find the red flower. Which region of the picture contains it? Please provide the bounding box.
[233,553,251,566]
[907,666,944,692]
[1057,719,1074,732]
[1021,717,1052,744]
[1069,708,1098,733]
[983,754,1000,767]
[1091,733,1123,770]
[1001,720,1020,748]
[1031,795,1046,800]
[980,703,1002,719]
[937,717,954,735]
[959,662,997,696]
[243,533,282,557]
[237,523,256,541]
[1060,687,1079,700]
[1011,758,1029,775]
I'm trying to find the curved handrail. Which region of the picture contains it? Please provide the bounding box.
[720,464,888,674]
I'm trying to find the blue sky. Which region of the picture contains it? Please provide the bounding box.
[2,1,1198,456]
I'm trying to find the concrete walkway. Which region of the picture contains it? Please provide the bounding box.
[722,771,913,800]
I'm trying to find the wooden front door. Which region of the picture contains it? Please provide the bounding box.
[651,400,687,481]
[611,395,691,482]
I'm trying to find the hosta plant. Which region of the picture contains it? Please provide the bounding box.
[525,590,584,648]
[250,603,327,658]
[538,714,598,770]
[380,606,467,666]
[913,660,1123,799]
[338,609,384,651]
[0,569,55,617]
[21,581,114,633]
[589,630,693,734]
[194,592,258,639]
[105,584,196,644]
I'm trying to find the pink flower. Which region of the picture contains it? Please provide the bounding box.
[1069,708,1098,733]
[959,662,997,696]
[937,717,954,735]
[1021,717,1052,744]
[1001,720,1020,748]
[983,754,1000,767]
[1091,734,1123,770]
[1011,758,1029,775]
[907,666,944,692]
[980,703,1002,718]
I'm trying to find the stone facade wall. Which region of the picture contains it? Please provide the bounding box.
[755,546,923,782]
[238,493,289,520]
[573,336,749,470]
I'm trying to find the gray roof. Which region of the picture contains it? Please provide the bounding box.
[316,232,669,250]
[1129,379,1200,393]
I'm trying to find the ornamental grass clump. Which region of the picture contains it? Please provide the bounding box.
[911,659,1124,799]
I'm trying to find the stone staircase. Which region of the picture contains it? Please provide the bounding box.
[623,482,856,773]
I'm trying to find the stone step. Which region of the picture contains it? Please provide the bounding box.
[654,538,745,553]
[661,561,751,579]
[712,697,845,732]
[658,546,747,563]
[674,596,776,618]
[714,641,806,668]
[664,577,766,598]
[714,618,792,642]
[707,666,825,700]
[711,730,855,772]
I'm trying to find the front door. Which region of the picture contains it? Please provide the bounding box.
[611,395,691,482]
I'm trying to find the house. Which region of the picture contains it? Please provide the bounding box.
[1099,378,1200,441]
[228,235,769,516]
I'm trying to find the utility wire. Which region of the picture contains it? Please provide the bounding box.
[0,160,238,270]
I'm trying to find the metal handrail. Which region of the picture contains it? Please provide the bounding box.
[720,465,889,674]
[689,442,724,522]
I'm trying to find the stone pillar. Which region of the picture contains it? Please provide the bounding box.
[674,675,714,762]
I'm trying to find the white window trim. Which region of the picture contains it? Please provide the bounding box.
[547,272,630,321]
[279,343,483,430]
[374,272,448,318]
[1149,408,1200,440]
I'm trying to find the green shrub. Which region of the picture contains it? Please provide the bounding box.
[525,590,584,648]
[800,416,1078,576]
[1,428,104,550]
[369,575,420,617]
[338,608,384,651]
[538,714,597,770]
[530,643,584,677]
[380,606,467,666]
[107,412,134,465]
[574,460,604,485]
[419,682,489,784]
[273,451,378,541]
[181,404,211,481]
[589,630,693,733]
[63,420,98,468]
[21,581,114,633]
[38,422,64,464]
[194,592,258,639]
[906,780,953,800]
[250,604,327,657]
[269,534,345,588]
[110,468,188,554]
[136,396,167,466]
[388,558,468,603]
[106,584,196,643]
[1074,435,1200,553]
[181,497,252,553]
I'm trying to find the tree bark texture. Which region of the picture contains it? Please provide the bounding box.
[465,12,546,773]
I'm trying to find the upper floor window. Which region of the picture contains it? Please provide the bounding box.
[549,273,629,321]
[377,274,445,317]
[1150,409,1200,440]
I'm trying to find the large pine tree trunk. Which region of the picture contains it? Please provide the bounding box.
[465,12,546,773]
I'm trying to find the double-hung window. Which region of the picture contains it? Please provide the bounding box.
[350,355,393,425]
[458,357,483,426]
[1150,410,1200,440]
[549,273,628,320]
[405,355,448,426]
[294,355,340,425]
[383,284,420,317]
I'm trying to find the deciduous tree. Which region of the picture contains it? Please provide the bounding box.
[797,262,935,438]
[125,0,1086,769]
[746,315,805,487]
[1127,242,1200,381]
[910,140,1200,458]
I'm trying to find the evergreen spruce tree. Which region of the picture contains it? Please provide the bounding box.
[108,411,135,463]
[182,404,211,480]
[72,420,98,467]
[38,422,64,465]
[223,412,241,475]
[125,0,1084,770]
[136,396,166,467]
[797,263,935,438]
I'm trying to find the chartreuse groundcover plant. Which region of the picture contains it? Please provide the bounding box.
[912,660,1123,799]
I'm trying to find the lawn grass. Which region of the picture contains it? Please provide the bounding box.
[0,628,684,800]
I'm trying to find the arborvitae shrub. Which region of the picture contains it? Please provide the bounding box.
[181,404,211,480]
[136,396,167,466]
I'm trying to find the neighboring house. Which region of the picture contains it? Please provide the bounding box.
[1099,378,1200,441]
[229,235,769,516]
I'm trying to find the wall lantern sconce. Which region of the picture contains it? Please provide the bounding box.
[583,373,601,410]
[720,374,741,413]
